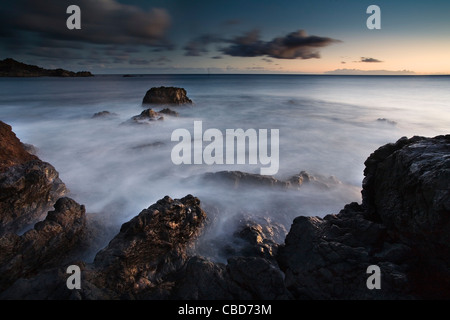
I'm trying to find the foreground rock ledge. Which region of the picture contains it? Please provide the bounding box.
[0,134,449,299]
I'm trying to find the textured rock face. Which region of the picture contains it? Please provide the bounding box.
[93,195,207,295]
[363,135,450,245]
[142,86,192,105]
[278,135,450,299]
[130,108,164,123]
[0,122,67,234]
[0,121,38,172]
[0,198,86,291]
[1,134,448,300]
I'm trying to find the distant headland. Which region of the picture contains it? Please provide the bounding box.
[0,58,93,77]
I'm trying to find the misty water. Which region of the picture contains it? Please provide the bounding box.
[1,75,449,262]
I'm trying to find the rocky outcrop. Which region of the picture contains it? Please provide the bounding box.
[130,108,164,123]
[142,87,192,105]
[278,135,450,299]
[159,108,179,117]
[0,121,67,234]
[0,134,448,300]
[0,198,86,291]
[0,58,93,77]
[201,170,341,190]
[0,121,38,172]
[93,195,207,296]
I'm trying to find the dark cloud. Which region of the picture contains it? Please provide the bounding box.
[183,34,225,56]
[262,58,273,63]
[211,56,223,59]
[360,57,383,63]
[221,29,340,59]
[26,47,83,59]
[1,0,172,48]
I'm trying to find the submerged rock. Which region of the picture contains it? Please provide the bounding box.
[92,111,118,119]
[158,108,179,117]
[142,86,192,105]
[130,108,164,123]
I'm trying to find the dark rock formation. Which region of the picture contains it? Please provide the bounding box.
[0,58,93,77]
[0,198,86,291]
[130,108,164,123]
[93,195,206,296]
[159,108,179,117]
[142,86,192,105]
[171,256,291,300]
[278,135,450,299]
[92,111,118,119]
[0,133,448,300]
[202,170,341,190]
[0,121,38,172]
[0,121,67,234]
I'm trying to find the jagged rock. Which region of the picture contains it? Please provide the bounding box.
[142,86,192,105]
[130,108,164,124]
[233,218,286,260]
[0,198,86,292]
[0,121,37,172]
[159,108,179,117]
[171,256,291,300]
[279,135,450,299]
[93,195,206,295]
[0,121,67,234]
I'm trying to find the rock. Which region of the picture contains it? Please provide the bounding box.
[130,108,164,124]
[92,111,118,118]
[171,256,291,300]
[142,86,192,105]
[363,135,450,245]
[0,198,86,292]
[159,108,179,117]
[0,121,67,234]
[0,58,93,77]
[233,218,286,260]
[0,121,38,172]
[201,170,341,190]
[278,135,450,299]
[202,171,290,189]
[93,195,206,295]
[287,171,341,190]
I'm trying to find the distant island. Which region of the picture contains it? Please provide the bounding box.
[0,58,93,77]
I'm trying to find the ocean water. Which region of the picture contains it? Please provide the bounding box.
[0,75,449,261]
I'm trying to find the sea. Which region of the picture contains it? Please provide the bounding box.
[0,74,449,261]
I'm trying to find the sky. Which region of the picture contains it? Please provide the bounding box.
[1,0,449,74]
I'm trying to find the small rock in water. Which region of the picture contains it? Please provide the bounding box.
[142,86,192,105]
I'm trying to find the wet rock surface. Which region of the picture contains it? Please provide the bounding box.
[142,86,192,105]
